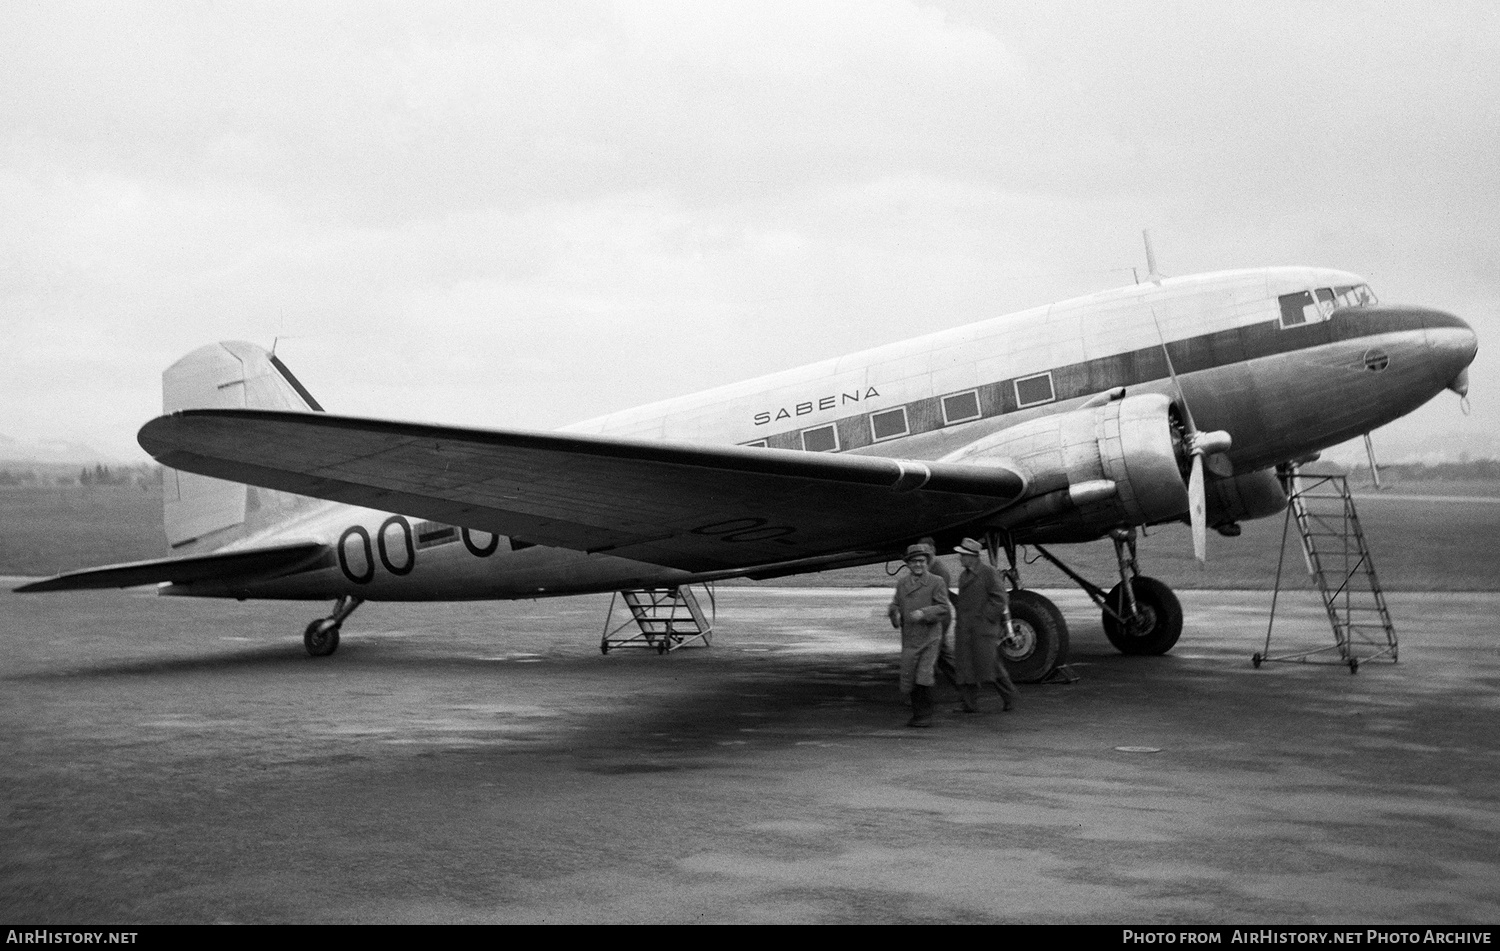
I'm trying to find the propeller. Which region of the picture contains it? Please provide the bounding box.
[1151,308,1231,562]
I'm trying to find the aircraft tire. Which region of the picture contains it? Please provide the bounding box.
[304,619,341,658]
[1102,576,1183,655]
[1002,590,1070,683]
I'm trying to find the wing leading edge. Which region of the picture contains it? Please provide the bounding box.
[137,410,1027,573]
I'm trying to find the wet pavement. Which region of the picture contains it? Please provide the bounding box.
[2,584,1497,924]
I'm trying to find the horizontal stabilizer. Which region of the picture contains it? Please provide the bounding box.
[14,541,329,593]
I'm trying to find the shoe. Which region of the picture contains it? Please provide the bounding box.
[951,706,977,714]
[907,718,933,728]
[959,684,981,713]
[990,682,1016,711]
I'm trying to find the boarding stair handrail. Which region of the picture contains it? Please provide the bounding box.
[1257,466,1397,673]
[600,585,715,655]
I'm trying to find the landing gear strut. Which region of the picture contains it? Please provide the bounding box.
[1103,576,1183,655]
[987,531,1070,683]
[1031,527,1184,657]
[304,595,364,657]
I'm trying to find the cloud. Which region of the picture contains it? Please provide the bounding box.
[1,1,1495,462]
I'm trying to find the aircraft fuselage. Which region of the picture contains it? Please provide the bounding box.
[164,266,1477,602]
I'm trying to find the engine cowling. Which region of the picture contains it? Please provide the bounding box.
[942,393,1190,531]
[1204,467,1288,528]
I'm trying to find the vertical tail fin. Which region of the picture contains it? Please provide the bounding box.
[161,342,324,553]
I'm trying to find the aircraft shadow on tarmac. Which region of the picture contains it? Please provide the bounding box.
[4,598,1252,771]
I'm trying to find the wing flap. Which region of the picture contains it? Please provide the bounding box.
[14,541,330,593]
[138,410,1027,573]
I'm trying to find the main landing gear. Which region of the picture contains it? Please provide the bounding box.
[987,533,1070,683]
[988,525,1185,679]
[304,595,364,657]
[1001,588,1070,682]
[1027,527,1184,656]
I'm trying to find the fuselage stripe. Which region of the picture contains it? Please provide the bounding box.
[742,308,1415,454]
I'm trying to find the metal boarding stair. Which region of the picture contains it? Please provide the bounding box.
[600,585,715,654]
[1256,467,1397,673]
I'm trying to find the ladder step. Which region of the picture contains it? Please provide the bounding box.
[1269,468,1398,665]
[603,586,715,653]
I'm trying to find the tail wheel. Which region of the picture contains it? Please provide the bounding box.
[1102,576,1183,655]
[1001,590,1070,683]
[304,619,341,657]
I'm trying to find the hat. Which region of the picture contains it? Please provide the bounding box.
[903,543,933,563]
[953,538,984,557]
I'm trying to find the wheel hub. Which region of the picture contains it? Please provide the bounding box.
[306,619,337,651]
[1127,605,1158,638]
[1002,620,1037,661]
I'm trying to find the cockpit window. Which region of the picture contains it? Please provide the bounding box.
[1334,284,1378,307]
[1279,290,1315,327]
[1279,283,1377,328]
[1315,287,1337,319]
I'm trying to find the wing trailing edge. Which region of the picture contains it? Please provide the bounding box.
[14,541,330,593]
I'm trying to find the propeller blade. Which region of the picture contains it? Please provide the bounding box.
[1189,453,1207,563]
[1150,308,1197,434]
[1151,306,1230,564]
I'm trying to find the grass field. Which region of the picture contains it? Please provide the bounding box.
[0,485,164,576]
[749,492,1500,592]
[3,480,1497,590]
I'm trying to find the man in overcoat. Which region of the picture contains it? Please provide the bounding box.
[887,543,952,728]
[918,536,960,691]
[952,537,1020,713]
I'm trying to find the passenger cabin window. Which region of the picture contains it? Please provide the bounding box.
[801,424,839,453]
[941,390,981,425]
[870,407,909,442]
[742,439,769,448]
[1014,372,1056,408]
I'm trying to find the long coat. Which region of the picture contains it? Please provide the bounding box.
[926,556,954,592]
[888,571,952,693]
[888,571,951,648]
[954,560,1009,684]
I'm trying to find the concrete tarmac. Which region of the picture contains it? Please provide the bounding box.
[2,584,1497,924]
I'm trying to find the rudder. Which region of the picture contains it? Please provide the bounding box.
[161,342,324,553]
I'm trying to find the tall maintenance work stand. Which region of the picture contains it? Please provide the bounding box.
[1255,467,1397,673]
[600,585,715,654]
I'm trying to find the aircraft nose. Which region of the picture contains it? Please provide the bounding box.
[1423,309,1479,394]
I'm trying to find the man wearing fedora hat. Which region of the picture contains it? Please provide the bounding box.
[917,536,961,692]
[952,537,1020,713]
[887,543,952,728]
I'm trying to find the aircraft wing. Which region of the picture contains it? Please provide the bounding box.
[14,541,330,593]
[137,410,1027,573]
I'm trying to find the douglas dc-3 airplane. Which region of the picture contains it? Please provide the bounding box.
[18,264,1478,683]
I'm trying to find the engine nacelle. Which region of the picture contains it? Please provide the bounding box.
[942,393,1189,530]
[1204,467,1288,527]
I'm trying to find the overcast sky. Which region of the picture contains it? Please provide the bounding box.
[3,0,1495,465]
